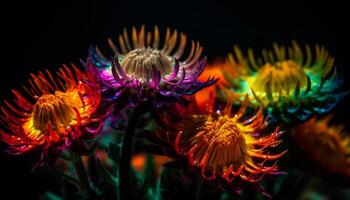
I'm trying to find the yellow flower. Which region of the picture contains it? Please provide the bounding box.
[173,93,287,183]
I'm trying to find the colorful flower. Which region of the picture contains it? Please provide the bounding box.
[175,95,286,183]
[0,65,111,167]
[291,115,350,176]
[222,42,344,122]
[150,90,286,196]
[88,26,217,108]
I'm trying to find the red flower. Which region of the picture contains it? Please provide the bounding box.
[173,94,286,184]
[152,91,287,197]
[0,65,111,167]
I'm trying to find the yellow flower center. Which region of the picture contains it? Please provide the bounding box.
[33,91,77,131]
[189,115,247,172]
[121,47,173,81]
[251,60,307,94]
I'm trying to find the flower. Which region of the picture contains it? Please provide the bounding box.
[149,89,286,197]
[291,115,350,176]
[0,65,111,167]
[222,41,344,122]
[174,94,286,184]
[88,26,217,108]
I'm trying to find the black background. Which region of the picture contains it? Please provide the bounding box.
[0,0,349,199]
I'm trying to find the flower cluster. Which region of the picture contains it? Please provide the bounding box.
[0,26,347,199]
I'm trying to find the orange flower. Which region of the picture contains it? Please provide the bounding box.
[0,65,111,166]
[170,92,287,185]
[292,116,350,176]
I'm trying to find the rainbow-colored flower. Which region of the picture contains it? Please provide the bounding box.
[222,42,344,122]
[291,115,350,176]
[0,65,111,166]
[88,26,217,108]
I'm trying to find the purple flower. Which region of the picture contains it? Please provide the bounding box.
[87,26,217,108]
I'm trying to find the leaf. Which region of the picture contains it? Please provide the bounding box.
[96,158,118,185]
[60,174,81,200]
[57,170,79,188]
[40,192,64,200]
[106,143,121,164]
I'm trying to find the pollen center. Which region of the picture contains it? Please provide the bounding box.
[33,91,76,131]
[121,47,172,81]
[189,116,247,172]
[252,60,308,94]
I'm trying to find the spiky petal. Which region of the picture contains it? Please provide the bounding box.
[0,65,112,167]
[87,26,217,108]
[222,42,345,123]
[151,91,286,197]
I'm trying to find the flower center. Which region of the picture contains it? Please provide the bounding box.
[33,91,76,131]
[121,47,173,81]
[251,60,307,94]
[189,116,247,171]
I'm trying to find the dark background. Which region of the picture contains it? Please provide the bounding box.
[0,0,349,199]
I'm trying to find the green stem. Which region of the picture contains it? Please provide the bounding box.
[72,154,92,197]
[119,104,147,200]
[195,179,204,200]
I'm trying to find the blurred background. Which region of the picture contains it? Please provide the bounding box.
[0,0,349,199]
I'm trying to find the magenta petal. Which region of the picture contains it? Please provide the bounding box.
[112,55,129,80]
[166,58,180,80]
